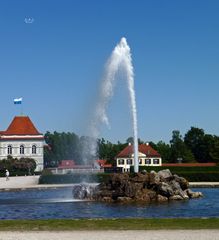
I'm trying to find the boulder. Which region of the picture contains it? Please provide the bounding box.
[134,188,156,202]
[185,189,203,198]
[102,197,113,202]
[173,174,189,190]
[131,172,149,183]
[124,181,136,198]
[169,195,184,200]
[157,194,168,202]
[72,171,202,203]
[117,197,133,203]
[157,182,174,197]
[149,171,160,185]
[158,169,172,181]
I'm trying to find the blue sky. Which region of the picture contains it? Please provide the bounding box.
[0,0,219,143]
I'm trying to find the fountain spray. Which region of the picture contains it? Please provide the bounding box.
[85,37,139,172]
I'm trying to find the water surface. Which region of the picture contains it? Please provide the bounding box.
[0,187,218,219]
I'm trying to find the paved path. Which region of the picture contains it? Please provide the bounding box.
[189,182,219,187]
[0,176,40,190]
[0,230,218,240]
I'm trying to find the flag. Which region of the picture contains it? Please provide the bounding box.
[14,97,22,104]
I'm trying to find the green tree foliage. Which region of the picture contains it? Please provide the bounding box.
[98,138,127,165]
[209,136,219,163]
[43,127,219,167]
[170,130,195,163]
[44,131,81,167]
[184,127,206,162]
[184,127,219,163]
[156,141,171,163]
[0,156,36,175]
[126,137,145,145]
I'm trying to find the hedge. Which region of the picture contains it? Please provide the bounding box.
[39,173,110,184]
[129,166,219,182]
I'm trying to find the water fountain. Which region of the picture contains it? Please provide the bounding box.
[83,37,139,172]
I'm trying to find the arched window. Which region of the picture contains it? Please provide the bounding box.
[7,145,12,155]
[20,145,24,154]
[32,145,36,154]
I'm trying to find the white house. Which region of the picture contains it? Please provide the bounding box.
[0,116,44,171]
[116,143,162,172]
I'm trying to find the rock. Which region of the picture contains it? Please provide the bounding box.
[169,180,189,199]
[131,172,150,183]
[72,184,95,199]
[124,181,136,198]
[117,197,133,203]
[141,169,147,174]
[102,197,113,202]
[173,174,189,190]
[149,171,160,185]
[169,195,184,200]
[178,190,189,199]
[72,171,202,204]
[158,169,172,181]
[157,194,168,202]
[185,189,203,198]
[157,182,174,197]
[110,173,129,188]
[135,189,156,202]
[170,180,181,192]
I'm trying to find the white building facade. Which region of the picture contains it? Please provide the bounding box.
[116,143,162,172]
[0,116,44,171]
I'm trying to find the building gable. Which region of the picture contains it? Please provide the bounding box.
[116,144,161,158]
[2,116,41,135]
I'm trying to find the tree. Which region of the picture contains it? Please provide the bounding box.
[184,127,206,162]
[156,141,171,163]
[209,136,219,163]
[97,138,127,165]
[44,131,81,167]
[170,130,195,163]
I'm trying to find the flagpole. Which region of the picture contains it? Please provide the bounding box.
[13,97,23,116]
[20,98,23,116]
[21,103,23,116]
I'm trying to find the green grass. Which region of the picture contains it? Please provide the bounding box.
[0,218,218,231]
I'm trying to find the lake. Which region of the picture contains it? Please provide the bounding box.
[0,187,218,219]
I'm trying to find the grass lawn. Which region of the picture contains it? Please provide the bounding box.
[0,218,218,231]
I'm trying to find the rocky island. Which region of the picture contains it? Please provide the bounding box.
[72,169,203,203]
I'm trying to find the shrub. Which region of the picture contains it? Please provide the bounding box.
[0,156,36,176]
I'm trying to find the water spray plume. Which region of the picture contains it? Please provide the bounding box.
[84,37,139,172]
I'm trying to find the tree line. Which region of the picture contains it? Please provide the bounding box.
[44,127,219,167]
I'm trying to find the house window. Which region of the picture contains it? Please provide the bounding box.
[32,145,37,154]
[118,159,124,165]
[127,159,133,165]
[153,159,160,164]
[20,145,24,154]
[7,145,12,155]
[139,158,143,164]
[145,159,151,165]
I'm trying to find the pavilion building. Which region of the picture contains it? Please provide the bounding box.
[116,143,162,172]
[0,116,44,171]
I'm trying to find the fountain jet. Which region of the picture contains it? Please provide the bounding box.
[84,37,139,172]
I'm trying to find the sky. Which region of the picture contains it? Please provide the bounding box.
[0,0,219,143]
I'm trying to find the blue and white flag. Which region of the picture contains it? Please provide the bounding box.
[14,97,22,104]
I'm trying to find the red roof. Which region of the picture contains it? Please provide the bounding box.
[1,116,41,135]
[58,160,76,169]
[116,144,161,158]
[96,159,112,168]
